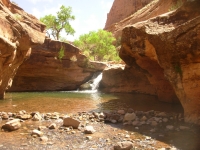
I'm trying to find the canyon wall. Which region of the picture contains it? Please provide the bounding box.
[105,0,153,29]
[9,38,107,92]
[0,0,45,99]
[105,0,184,38]
[119,1,200,124]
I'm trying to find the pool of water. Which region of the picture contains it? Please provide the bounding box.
[0,91,183,114]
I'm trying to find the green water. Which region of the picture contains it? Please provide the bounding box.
[0,92,183,113]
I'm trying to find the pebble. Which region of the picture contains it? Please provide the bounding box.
[163,118,168,123]
[166,125,174,130]
[151,121,158,127]
[32,129,43,137]
[179,126,190,130]
[86,136,92,140]
[84,125,96,134]
[48,123,57,129]
[40,136,48,142]
[114,141,133,150]
[117,109,125,115]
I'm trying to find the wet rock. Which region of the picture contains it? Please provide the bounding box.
[32,113,42,121]
[123,113,136,123]
[111,120,117,124]
[157,112,167,117]
[63,117,80,129]
[48,123,57,129]
[179,126,190,130]
[1,119,21,131]
[114,141,133,150]
[166,125,174,130]
[127,108,134,113]
[132,120,139,126]
[32,129,43,137]
[84,126,96,134]
[151,121,158,127]
[163,118,168,123]
[118,109,126,115]
[140,116,147,121]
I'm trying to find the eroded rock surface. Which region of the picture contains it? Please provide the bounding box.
[119,1,200,124]
[8,38,107,91]
[105,0,153,29]
[105,0,184,38]
[0,0,45,99]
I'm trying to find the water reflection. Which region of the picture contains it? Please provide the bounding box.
[0,92,183,114]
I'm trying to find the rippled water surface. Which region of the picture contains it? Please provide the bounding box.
[1,92,183,113]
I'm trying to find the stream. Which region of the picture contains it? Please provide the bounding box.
[1,92,183,114]
[0,92,200,150]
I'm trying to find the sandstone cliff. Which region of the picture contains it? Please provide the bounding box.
[105,0,186,38]
[118,1,200,124]
[105,0,153,29]
[9,38,107,92]
[0,0,45,99]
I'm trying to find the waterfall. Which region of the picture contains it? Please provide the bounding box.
[91,73,102,90]
[79,72,102,92]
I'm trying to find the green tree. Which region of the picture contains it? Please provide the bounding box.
[74,29,120,62]
[40,5,75,40]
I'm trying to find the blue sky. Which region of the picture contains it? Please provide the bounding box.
[13,0,114,41]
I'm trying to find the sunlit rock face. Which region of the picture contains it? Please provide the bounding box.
[120,1,200,124]
[104,0,153,29]
[9,38,107,92]
[0,0,46,99]
[105,0,183,38]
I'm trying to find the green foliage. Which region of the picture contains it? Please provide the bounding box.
[40,5,75,40]
[174,64,182,76]
[58,46,65,60]
[74,29,120,62]
[115,36,121,47]
[13,14,22,21]
[169,0,183,11]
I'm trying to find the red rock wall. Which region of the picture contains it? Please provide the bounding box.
[9,38,107,92]
[105,0,153,29]
[0,0,45,99]
[119,1,200,124]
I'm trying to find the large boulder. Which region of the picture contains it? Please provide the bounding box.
[119,1,200,124]
[0,0,45,99]
[1,119,21,131]
[8,38,107,91]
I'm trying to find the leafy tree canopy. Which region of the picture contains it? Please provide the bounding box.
[40,5,75,40]
[74,29,121,62]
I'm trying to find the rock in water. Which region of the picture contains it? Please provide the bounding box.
[63,117,80,129]
[123,113,136,123]
[2,119,21,131]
